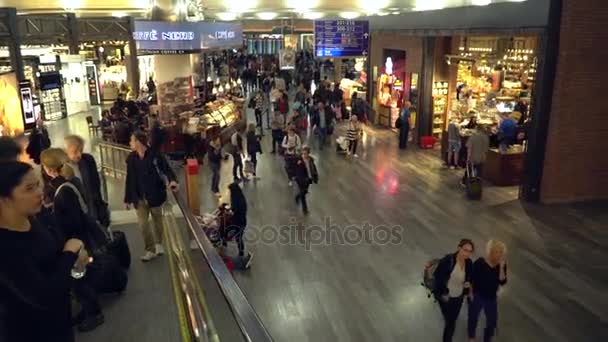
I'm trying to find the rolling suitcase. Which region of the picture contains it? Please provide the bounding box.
[106,230,131,270]
[465,163,482,200]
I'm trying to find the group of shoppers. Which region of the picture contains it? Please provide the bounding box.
[0,131,112,341]
[433,239,508,342]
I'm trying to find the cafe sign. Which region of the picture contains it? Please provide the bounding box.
[133,21,243,53]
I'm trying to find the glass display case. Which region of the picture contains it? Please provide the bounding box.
[201,100,239,129]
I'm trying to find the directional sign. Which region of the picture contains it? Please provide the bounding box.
[314,20,369,58]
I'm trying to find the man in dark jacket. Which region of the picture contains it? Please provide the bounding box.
[294,146,319,215]
[124,131,178,262]
[64,135,109,227]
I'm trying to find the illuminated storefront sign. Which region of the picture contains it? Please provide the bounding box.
[133,21,243,53]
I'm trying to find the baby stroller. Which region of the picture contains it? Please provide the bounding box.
[197,204,233,247]
[335,136,349,154]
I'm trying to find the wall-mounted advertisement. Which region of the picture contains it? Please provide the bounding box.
[133,21,244,54]
[0,72,25,136]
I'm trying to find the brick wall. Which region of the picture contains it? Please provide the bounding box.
[540,0,608,203]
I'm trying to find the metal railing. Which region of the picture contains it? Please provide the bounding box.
[97,141,273,342]
[98,141,131,178]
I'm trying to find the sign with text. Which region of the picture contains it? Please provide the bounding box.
[314,20,369,58]
[133,21,243,53]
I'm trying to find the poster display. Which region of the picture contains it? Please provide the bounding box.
[0,72,25,136]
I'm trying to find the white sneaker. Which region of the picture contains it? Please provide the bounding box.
[140,251,157,262]
[288,181,293,187]
[189,240,198,251]
[155,244,165,255]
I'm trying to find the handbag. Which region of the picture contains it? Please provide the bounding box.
[395,117,403,128]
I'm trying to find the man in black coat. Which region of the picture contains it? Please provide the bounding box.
[294,146,319,215]
[64,135,109,227]
[124,131,178,262]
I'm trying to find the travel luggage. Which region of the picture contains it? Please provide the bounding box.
[106,230,131,270]
[87,252,128,294]
[465,163,483,200]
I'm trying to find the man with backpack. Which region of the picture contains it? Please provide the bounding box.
[124,131,178,262]
[423,239,475,342]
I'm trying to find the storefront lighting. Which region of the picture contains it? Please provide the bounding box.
[111,11,128,18]
[257,12,278,20]
[237,78,242,85]
[62,0,81,11]
[225,83,231,90]
[216,12,238,21]
[98,46,104,53]
[206,76,212,82]
[218,85,224,93]
[212,87,218,95]
[340,12,361,19]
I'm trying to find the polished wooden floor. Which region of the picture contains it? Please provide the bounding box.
[198,120,608,342]
[50,108,608,342]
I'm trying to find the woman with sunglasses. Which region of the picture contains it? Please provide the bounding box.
[433,239,475,342]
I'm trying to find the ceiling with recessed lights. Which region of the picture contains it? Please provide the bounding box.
[9,0,527,19]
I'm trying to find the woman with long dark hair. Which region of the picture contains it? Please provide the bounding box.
[223,183,253,269]
[0,161,86,342]
[433,239,475,342]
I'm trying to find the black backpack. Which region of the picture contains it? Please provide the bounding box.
[422,256,454,299]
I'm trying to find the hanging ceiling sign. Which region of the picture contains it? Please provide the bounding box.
[133,21,243,53]
[314,20,369,58]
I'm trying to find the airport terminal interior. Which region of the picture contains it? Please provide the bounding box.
[0,1,607,342]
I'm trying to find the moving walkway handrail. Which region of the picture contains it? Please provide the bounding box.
[172,191,274,342]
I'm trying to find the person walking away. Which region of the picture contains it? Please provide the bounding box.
[270,109,286,154]
[277,89,289,117]
[246,123,262,179]
[0,161,87,342]
[468,240,508,342]
[432,239,475,342]
[253,90,265,130]
[64,135,109,227]
[497,112,517,153]
[208,136,222,197]
[124,131,178,262]
[447,119,462,169]
[346,115,363,157]
[461,125,490,187]
[294,146,319,215]
[230,126,247,182]
[223,183,253,269]
[282,126,302,186]
[312,101,329,150]
[399,101,412,149]
[40,148,105,332]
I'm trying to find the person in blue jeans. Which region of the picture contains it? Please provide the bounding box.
[468,240,508,342]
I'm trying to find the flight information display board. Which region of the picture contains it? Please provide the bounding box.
[314,20,369,58]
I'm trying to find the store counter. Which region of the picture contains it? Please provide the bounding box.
[483,148,525,186]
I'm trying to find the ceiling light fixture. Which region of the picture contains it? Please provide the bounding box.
[303,12,324,20]
[391,11,400,15]
[472,0,491,5]
[414,0,445,11]
[228,0,257,13]
[62,0,81,11]
[340,12,361,19]
[216,12,238,21]
[257,12,278,20]
[359,0,389,13]
[287,0,319,12]
[111,11,128,18]
[376,12,390,16]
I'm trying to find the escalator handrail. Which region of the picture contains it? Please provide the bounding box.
[171,191,274,342]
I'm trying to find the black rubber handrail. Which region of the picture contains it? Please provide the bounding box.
[171,191,274,342]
